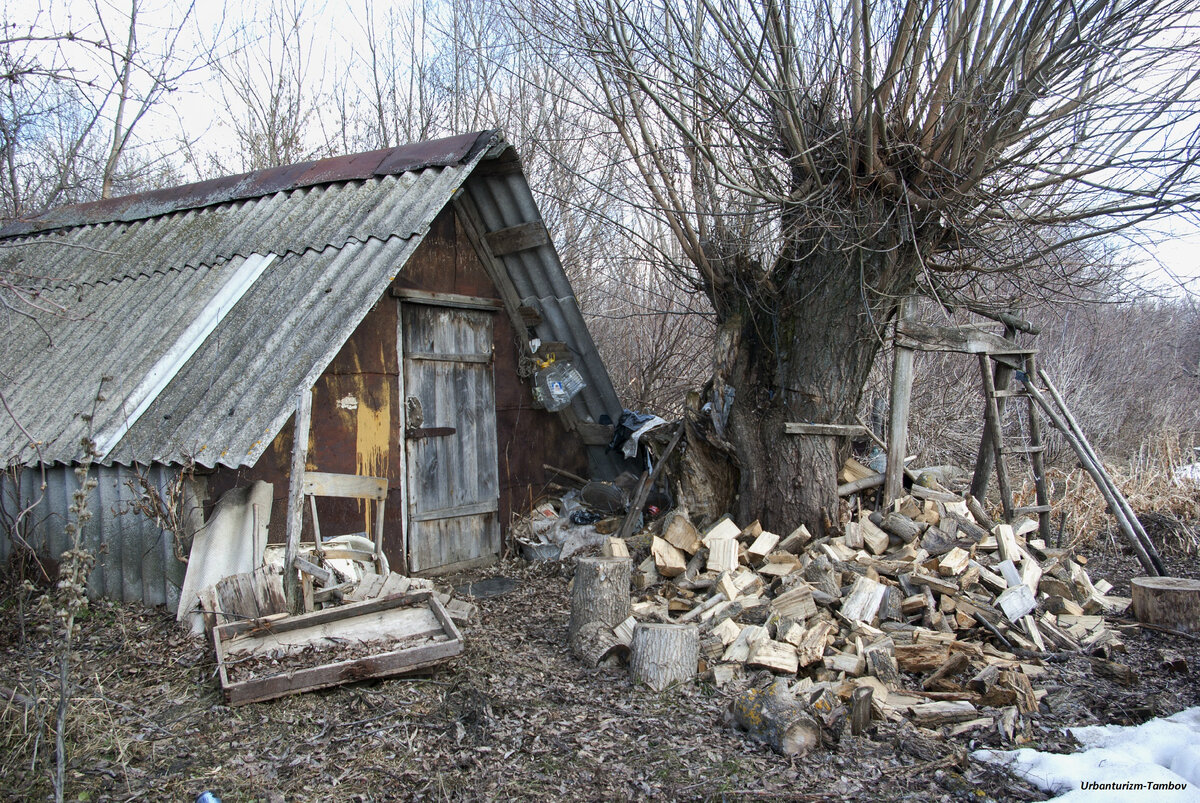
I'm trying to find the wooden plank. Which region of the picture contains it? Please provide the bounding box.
[397,305,409,575]
[783,422,869,437]
[405,352,493,364]
[389,287,504,311]
[895,322,1034,355]
[886,298,916,503]
[217,591,433,640]
[284,389,313,613]
[224,635,460,707]
[484,221,550,256]
[411,500,500,523]
[302,472,388,500]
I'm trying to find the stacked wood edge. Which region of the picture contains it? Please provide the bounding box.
[566,473,1170,757]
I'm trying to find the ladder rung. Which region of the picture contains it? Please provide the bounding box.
[992,390,1026,398]
[1007,445,1046,454]
[1014,505,1052,514]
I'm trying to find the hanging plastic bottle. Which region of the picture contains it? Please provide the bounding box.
[532,356,586,412]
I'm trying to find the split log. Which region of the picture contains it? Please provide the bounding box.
[860,519,891,555]
[895,641,951,673]
[770,585,817,620]
[865,645,901,688]
[651,536,687,577]
[568,557,632,657]
[728,681,822,757]
[707,538,740,574]
[662,511,703,555]
[748,531,781,562]
[803,556,841,601]
[630,623,699,691]
[908,700,979,727]
[1131,577,1200,633]
[602,537,630,558]
[747,639,800,674]
[778,525,812,553]
[997,584,1037,623]
[841,576,887,624]
[792,620,835,667]
[850,686,874,735]
[921,652,970,690]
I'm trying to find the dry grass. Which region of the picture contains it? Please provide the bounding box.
[1012,430,1200,555]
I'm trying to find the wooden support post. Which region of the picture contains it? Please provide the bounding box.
[1023,356,1052,543]
[970,338,1015,500]
[1022,377,1161,576]
[283,388,313,614]
[978,354,1014,522]
[1037,370,1165,575]
[886,298,915,504]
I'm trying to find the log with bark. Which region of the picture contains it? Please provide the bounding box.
[568,556,632,659]
[727,680,822,756]
[1131,577,1200,633]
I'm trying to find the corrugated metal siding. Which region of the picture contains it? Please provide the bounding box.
[0,464,187,609]
[461,169,627,479]
[462,171,623,427]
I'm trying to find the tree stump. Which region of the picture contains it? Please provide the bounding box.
[728,680,822,756]
[568,556,632,657]
[1132,577,1200,633]
[629,622,699,691]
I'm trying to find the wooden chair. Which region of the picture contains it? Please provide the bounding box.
[301,472,391,576]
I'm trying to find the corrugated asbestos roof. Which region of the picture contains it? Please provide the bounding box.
[0,130,623,468]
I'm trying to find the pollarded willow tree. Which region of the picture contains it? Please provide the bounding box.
[519,0,1200,532]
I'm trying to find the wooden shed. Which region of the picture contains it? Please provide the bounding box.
[0,131,624,598]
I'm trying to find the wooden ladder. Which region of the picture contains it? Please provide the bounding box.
[971,346,1052,542]
[971,346,1165,576]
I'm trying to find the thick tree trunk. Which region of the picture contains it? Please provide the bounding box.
[719,259,896,536]
[629,623,699,691]
[568,557,631,654]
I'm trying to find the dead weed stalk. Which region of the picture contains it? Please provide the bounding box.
[1018,430,1200,554]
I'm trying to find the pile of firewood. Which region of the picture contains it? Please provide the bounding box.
[594,471,1139,755]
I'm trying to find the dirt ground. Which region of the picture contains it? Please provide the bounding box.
[1,523,1198,802]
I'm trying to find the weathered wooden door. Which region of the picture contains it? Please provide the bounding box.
[401,301,500,574]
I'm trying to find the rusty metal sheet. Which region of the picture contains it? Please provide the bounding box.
[375,131,493,176]
[0,131,500,238]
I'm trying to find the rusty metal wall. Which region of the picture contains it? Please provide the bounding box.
[0,463,188,610]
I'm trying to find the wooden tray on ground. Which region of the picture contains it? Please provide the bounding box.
[213,590,463,706]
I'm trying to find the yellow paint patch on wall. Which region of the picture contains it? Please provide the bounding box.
[355,395,391,533]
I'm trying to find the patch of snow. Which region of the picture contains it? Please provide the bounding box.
[1176,463,1200,485]
[973,707,1200,801]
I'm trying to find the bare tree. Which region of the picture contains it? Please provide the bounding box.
[213,0,332,171]
[516,0,1200,532]
[0,0,214,215]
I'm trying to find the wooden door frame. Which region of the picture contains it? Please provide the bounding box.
[396,290,501,576]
